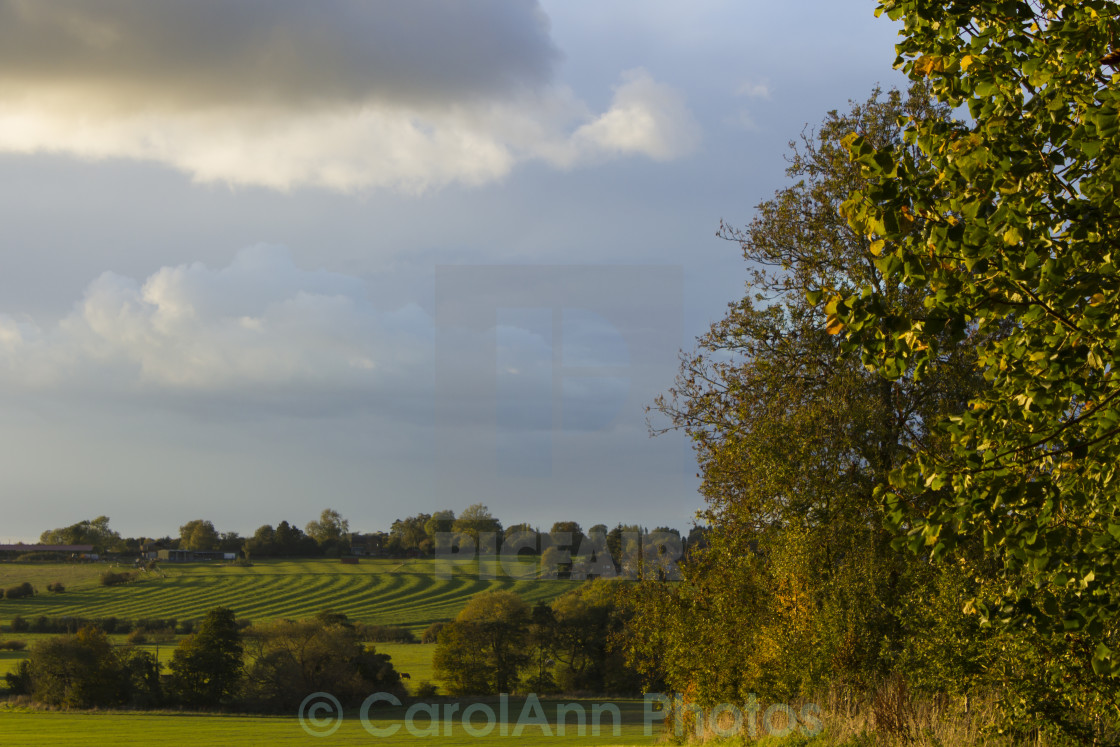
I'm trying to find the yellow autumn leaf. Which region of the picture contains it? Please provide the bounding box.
[913,55,943,77]
[870,239,886,256]
[1003,226,1023,244]
[961,55,974,71]
[826,314,845,335]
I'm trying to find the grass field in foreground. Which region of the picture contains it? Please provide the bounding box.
[0,698,663,746]
[0,558,582,635]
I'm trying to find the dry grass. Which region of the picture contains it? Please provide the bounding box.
[808,681,1008,746]
[664,681,1056,746]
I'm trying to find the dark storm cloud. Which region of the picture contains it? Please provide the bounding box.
[0,0,559,110]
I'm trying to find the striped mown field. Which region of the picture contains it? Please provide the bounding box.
[0,558,582,634]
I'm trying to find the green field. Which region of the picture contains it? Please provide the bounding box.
[377,642,438,687]
[0,698,663,746]
[0,558,580,634]
[0,558,587,696]
[0,559,648,741]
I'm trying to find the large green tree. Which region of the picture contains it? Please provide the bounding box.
[833,0,1120,736]
[178,519,219,551]
[20,626,160,708]
[305,508,350,546]
[626,84,984,704]
[548,579,641,694]
[170,607,244,707]
[389,512,432,554]
[433,590,530,694]
[242,613,402,710]
[40,516,121,552]
[452,503,503,543]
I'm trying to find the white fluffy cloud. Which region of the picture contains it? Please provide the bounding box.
[0,1,699,192]
[0,246,433,398]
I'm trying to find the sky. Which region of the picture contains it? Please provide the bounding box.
[0,0,906,542]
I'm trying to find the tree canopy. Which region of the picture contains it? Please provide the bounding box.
[304,508,350,546]
[827,0,1120,735]
[179,519,219,551]
[40,516,121,552]
[170,607,244,707]
[625,83,984,705]
[433,590,530,695]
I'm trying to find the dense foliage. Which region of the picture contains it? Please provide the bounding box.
[8,627,160,708]
[624,84,988,707]
[830,0,1120,737]
[169,606,244,707]
[6,607,402,713]
[434,582,641,696]
[242,612,403,710]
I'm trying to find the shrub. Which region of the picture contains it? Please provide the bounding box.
[56,617,87,634]
[420,622,446,644]
[136,617,176,633]
[414,681,439,698]
[4,582,34,600]
[24,616,90,634]
[99,617,132,635]
[99,571,134,587]
[177,620,194,635]
[126,630,148,645]
[9,616,28,633]
[0,640,27,651]
[359,624,416,644]
[46,582,65,593]
[4,660,30,695]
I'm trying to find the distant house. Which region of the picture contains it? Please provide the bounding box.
[157,550,237,562]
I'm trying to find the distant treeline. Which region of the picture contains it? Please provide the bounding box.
[31,508,707,562]
[5,613,414,643]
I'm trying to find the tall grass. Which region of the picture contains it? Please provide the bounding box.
[668,680,1083,746]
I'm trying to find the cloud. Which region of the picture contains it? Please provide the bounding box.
[0,1,699,192]
[561,69,702,165]
[0,248,667,428]
[735,80,771,99]
[0,246,434,405]
[0,0,558,110]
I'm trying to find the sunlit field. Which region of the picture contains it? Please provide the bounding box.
[0,558,579,635]
[0,698,663,746]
